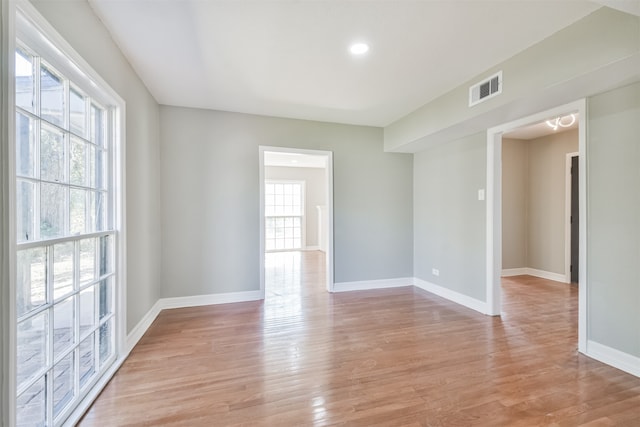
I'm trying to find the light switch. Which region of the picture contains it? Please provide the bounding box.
[478,189,485,201]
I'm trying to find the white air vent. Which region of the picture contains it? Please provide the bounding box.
[469,71,502,107]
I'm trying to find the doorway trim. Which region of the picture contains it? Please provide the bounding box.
[486,99,587,353]
[259,146,335,297]
[565,152,579,284]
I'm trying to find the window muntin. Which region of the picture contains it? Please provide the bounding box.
[265,181,304,251]
[14,36,118,427]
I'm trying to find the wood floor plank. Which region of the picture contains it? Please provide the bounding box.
[78,253,640,426]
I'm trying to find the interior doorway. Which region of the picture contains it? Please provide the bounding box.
[486,99,587,353]
[501,115,579,284]
[259,147,334,299]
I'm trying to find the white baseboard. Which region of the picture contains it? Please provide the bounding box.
[502,267,568,283]
[586,340,640,378]
[126,290,262,351]
[501,268,528,277]
[413,278,489,314]
[126,299,163,352]
[160,290,263,310]
[66,289,262,426]
[333,277,413,293]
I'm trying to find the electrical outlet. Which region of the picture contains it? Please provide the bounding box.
[432,268,440,276]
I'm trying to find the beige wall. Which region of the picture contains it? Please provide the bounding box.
[502,138,528,269]
[528,129,578,274]
[502,129,578,275]
[265,166,327,248]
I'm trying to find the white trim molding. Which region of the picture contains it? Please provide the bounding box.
[333,278,413,293]
[259,146,335,295]
[501,268,528,277]
[160,290,263,310]
[126,290,262,351]
[63,288,265,425]
[414,278,490,314]
[126,299,163,353]
[587,340,640,378]
[501,268,569,283]
[487,99,588,352]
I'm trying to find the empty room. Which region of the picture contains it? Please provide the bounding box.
[1,1,639,426]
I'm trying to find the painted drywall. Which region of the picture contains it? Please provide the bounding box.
[503,131,578,274]
[587,82,640,357]
[265,166,327,248]
[414,132,486,301]
[502,138,528,269]
[160,106,413,297]
[31,0,163,333]
[385,8,640,153]
[527,130,578,275]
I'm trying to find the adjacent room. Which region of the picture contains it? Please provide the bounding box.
[1,1,639,426]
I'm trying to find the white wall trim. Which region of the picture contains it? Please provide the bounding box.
[61,354,128,427]
[65,288,262,426]
[414,278,489,314]
[126,289,263,351]
[501,268,528,277]
[586,340,640,378]
[160,290,263,310]
[259,146,334,294]
[525,268,568,283]
[501,267,568,283]
[126,299,163,352]
[333,277,413,293]
[487,99,588,352]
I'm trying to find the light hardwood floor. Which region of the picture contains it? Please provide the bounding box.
[78,252,640,426]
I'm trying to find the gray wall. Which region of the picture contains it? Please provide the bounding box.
[31,0,163,333]
[414,132,486,301]
[160,106,413,297]
[265,166,326,248]
[587,82,640,357]
[502,131,578,274]
[502,138,528,269]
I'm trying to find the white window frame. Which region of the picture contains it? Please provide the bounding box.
[7,2,127,426]
[264,179,306,252]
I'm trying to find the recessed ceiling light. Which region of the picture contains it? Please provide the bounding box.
[349,43,369,55]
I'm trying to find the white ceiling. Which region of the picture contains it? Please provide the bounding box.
[264,151,327,169]
[504,113,580,140]
[88,0,603,127]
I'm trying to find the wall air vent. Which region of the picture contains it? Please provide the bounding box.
[469,71,502,107]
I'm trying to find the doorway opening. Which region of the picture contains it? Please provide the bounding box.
[259,147,334,304]
[486,99,587,353]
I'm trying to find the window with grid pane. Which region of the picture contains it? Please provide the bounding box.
[14,25,118,427]
[265,181,304,251]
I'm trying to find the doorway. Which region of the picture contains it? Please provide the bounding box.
[259,146,334,300]
[486,99,587,353]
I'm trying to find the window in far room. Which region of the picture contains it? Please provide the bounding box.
[265,181,304,251]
